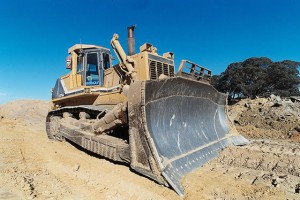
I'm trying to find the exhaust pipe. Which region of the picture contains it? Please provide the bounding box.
[127,25,136,56]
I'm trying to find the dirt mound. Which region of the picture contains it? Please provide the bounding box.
[0,99,50,130]
[228,95,300,140]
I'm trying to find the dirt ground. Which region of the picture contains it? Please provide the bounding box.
[0,99,300,200]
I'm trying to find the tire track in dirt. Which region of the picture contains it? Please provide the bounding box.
[181,139,300,199]
[201,139,300,199]
[215,140,300,177]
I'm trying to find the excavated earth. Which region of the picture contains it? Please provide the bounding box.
[0,98,300,199]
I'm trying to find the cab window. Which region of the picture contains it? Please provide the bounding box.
[103,53,111,70]
[86,53,99,86]
[77,56,84,73]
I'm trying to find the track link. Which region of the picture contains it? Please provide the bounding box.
[46,105,130,163]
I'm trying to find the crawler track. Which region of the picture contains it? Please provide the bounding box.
[46,105,130,163]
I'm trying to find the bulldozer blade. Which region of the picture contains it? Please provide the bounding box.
[128,77,249,196]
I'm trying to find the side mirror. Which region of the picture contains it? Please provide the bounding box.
[66,55,72,69]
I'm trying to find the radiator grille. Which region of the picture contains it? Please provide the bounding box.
[149,59,175,80]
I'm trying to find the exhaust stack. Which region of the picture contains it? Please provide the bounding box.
[127,25,136,56]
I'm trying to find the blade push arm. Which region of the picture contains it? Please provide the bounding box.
[110,34,137,81]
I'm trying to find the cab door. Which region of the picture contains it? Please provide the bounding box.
[85,51,102,86]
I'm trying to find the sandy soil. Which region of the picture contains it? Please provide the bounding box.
[0,99,300,199]
[184,140,300,200]
[0,101,178,200]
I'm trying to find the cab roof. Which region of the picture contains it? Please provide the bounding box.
[68,44,110,54]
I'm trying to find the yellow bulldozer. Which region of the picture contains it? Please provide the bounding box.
[46,26,248,195]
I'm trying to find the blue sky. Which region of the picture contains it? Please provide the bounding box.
[0,0,299,104]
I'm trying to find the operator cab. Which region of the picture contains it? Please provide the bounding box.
[67,44,112,87]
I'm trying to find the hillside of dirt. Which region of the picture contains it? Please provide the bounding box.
[0,99,50,131]
[228,95,300,141]
[0,98,299,200]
